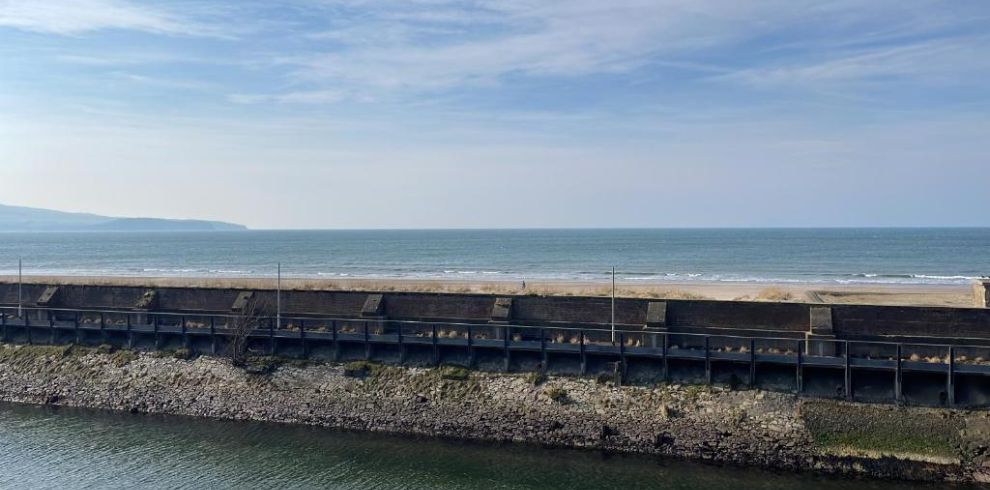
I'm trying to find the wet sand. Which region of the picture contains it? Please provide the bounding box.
[0,275,980,307]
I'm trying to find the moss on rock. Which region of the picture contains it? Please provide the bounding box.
[801,400,963,458]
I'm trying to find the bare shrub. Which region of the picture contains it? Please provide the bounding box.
[226,296,272,366]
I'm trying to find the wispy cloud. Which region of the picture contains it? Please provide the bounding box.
[0,0,227,36]
[289,1,784,92]
[235,0,989,105]
[228,89,351,105]
[722,36,990,88]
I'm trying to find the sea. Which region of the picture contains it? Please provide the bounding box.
[0,228,987,285]
[0,403,974,490]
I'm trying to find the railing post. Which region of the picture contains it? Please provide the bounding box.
[749,338,756,388]
[466,323,473,368]
[502,325,510,371]
[153,314,160,350]
[579,329,586,375]
[895,344,902,404]
[620,332,628,382]
[49,311,55,345]
[662,333,669,383]
[269,317,276,356]
[210,316,217,355]
[540,328,547,367]
[434,324,440,367]
[796,339,803,395]
[332,320,339,362]
[1,309,6,343]
[300,319,307,359]
[398,321,405,364]
[127,313,133,349]
[100,312,106,344]
[704,335,711,385]
[947,346,955,407]
[74,311,80,345]
[845,340,853,401]
[181,315,189,350]
[364,320,371,361]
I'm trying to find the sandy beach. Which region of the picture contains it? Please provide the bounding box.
[0,275,980,308]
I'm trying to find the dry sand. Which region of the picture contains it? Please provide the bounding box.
[0,275,981,308]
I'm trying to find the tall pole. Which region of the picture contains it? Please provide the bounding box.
[611,266,615,344]
[276,262,281,330]
[17,258,22,318]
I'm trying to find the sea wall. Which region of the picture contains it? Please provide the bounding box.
[4,282,990,341]
[0,343,987,484]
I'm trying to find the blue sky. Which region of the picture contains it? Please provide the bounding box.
[1,0,988,229]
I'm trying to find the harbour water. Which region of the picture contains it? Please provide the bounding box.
[0,228,988,285]
[0,403,970,490]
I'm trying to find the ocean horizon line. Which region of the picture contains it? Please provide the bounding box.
[5,225,990,233]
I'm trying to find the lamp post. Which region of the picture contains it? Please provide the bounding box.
[611,266,615,344]
[17,258,22,318]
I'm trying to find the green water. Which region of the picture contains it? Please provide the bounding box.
[0,403,974,489]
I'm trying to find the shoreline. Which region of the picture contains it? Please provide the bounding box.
[0,344,986,484]
[0,274,979,307]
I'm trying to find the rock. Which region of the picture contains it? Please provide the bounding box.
[0,345,979,483]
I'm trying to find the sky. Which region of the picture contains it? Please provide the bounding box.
[1,0,988,229]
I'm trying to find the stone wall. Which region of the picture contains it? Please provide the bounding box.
[4,282,990,343]
[0,343,987,483]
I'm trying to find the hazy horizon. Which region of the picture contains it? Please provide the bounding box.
[2,1,988,229]
[5,202,990,231]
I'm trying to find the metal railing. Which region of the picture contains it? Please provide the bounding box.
[2,305,989,407]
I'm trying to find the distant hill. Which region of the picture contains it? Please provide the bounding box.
[0,204,247,232]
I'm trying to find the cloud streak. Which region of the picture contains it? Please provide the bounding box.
[0,0,226,36]
[722,36,990,88]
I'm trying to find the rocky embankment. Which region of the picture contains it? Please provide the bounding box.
[0,343,987,484]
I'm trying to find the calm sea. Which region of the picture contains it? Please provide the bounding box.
[0,228,988,285]
[0,403,970,490]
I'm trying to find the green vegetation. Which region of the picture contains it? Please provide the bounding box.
[0,343,145,369]
[172,348,192,360]
[0,344,76,368]
[682,384,710,401]
[545,386,569,404]
[801,401,962,458]
[439,365,470,381]
[110,349,138,367]
[240,356,282,375]
[343,360,379,378]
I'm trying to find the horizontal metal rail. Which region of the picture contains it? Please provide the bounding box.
[1,305,985,350]
[3,304,990,407]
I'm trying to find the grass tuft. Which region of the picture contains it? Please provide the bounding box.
[343,360,378,378]
[545,386,569,404]
[439,365,470,381]
[110,349,138,367]
[240,356,282,375]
